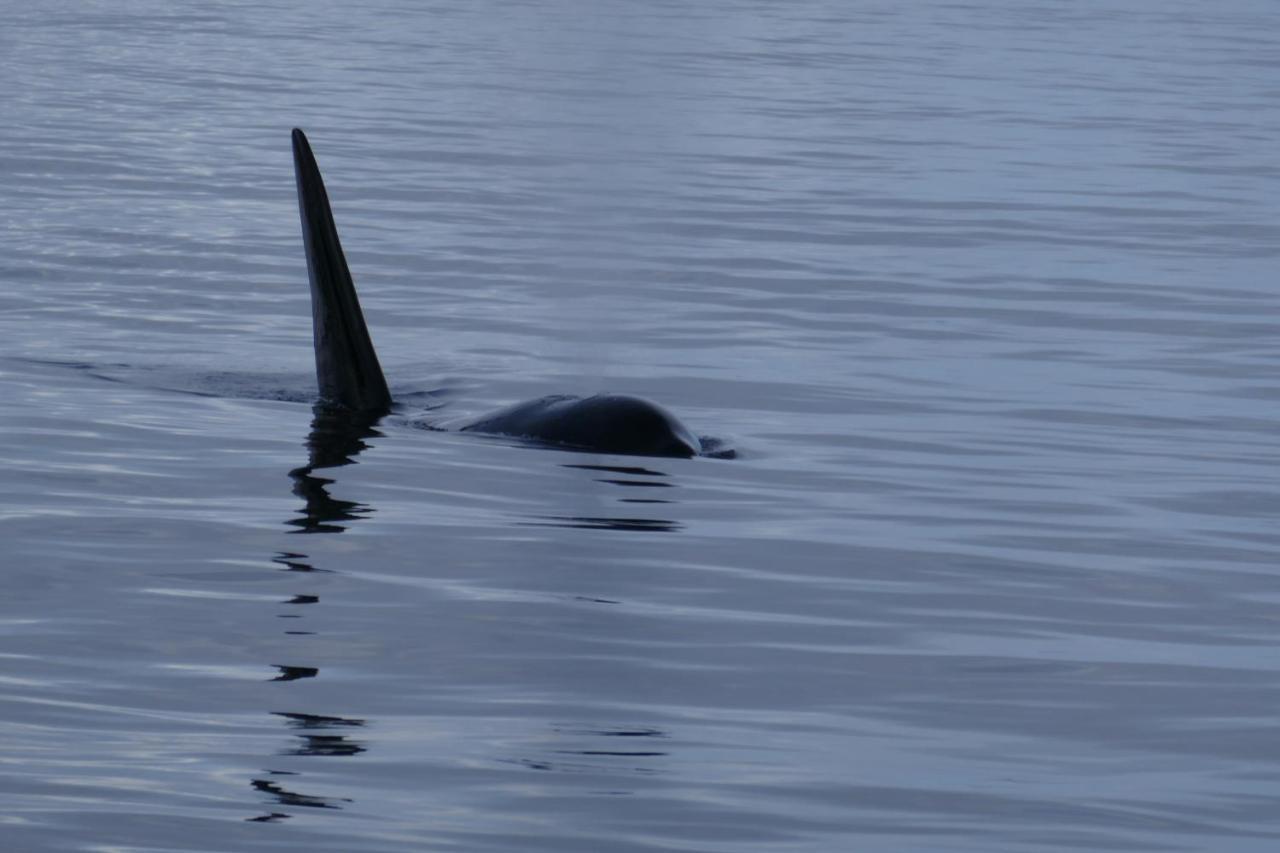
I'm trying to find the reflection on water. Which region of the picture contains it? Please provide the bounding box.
[274,712,368,758]
[524,462,681,531]
[287,408,384,535]
[563,464,670,478]
[250,775,351,812]
[270,665,319,683]
[522,516,682,532]
[280,593,319,635]
[507,724,670,776]
[273,551,329,573]
[253,409,698,819]
[249,407,384,821]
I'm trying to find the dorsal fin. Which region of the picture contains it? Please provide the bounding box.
[291,128,392,413]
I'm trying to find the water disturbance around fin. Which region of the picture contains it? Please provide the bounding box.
[292,128,392,413]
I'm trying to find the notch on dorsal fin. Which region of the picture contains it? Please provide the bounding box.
[292,128,392,413]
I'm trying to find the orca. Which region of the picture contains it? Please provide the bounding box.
[292,128,704,459]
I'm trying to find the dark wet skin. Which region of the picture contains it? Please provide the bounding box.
[460,394,702,458]
[292,128,714,460]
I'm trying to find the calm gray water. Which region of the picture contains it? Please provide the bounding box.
[3,1,1279,850]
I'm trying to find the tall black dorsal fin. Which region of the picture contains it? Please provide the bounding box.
[292,128,392,412]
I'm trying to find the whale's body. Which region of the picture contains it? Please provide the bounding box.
[292,128,704,458]
[460,394,700,457]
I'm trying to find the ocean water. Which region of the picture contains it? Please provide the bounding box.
[2,1,1279,851]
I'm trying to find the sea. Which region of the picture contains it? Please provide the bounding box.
[2,1,1279,850]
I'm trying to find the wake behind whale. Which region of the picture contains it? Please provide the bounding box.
[292,128,716,459]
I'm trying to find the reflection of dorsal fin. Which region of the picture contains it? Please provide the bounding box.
[292,128,392,412]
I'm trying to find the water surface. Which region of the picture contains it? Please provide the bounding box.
[2,1,1279,851]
